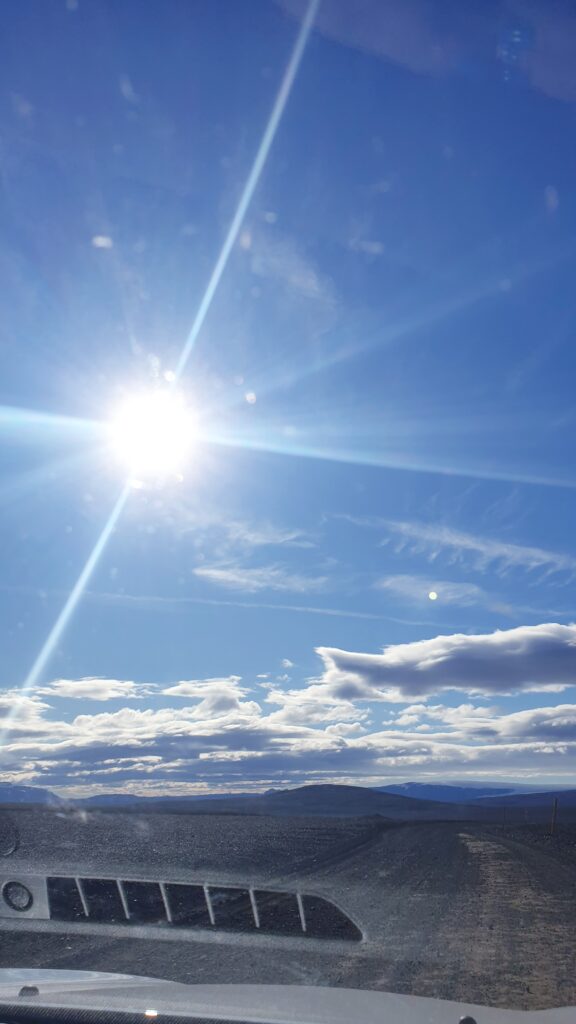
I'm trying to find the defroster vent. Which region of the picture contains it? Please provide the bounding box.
[46,877,361,941]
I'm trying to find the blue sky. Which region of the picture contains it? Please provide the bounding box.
[2,0,576,796]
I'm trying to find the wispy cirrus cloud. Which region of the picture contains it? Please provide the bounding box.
[337,514,576,579]
[176,509,315,553]
[217,520,314,549]
[379,519,576,578]
[193,563,328,594]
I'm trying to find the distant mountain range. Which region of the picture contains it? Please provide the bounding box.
[1,780,574,823]
[150,784,460,819]
[376,782,569,803]
[79,791,237,807]
[0,783,62,806]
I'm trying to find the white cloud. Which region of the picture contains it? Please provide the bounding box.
[161,677,245,713]
[496,704,576,742]
[326,722,367,737]
[282,658,294,668]
[380,520,576,578]
[91,235,114,249]
[163,678,260,720]
[193,564,327,594]
[390,701,576,748]
[315,623,576,701]
[5,623,576,794]
[0,692,50,728]
[160,677,263,722]
[37,678,150,701]
[3,684,576,795]
[264,685,368,728]
[395,702,498,730]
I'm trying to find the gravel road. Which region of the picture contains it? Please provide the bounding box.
[1,811,576,1011]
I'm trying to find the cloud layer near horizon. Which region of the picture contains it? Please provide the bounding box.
[2,622,576,797]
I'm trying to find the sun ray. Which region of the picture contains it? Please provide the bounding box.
[0,404,101,439]
[0,484,130,746]
[173,0,320,381]
[201,427,576,491]
[229,236,576,415]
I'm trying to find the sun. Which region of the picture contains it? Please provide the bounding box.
[108,389,195,482]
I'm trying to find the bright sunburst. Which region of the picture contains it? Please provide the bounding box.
[109,389,195,482]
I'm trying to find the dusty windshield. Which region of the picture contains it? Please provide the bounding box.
[1,0,576,1015]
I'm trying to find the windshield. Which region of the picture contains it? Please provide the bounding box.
[1,0,576,1015]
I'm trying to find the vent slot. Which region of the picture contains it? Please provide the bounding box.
[81,879,126,923]
[301,894,362,941]
[122,881,166,924]
[47,878,86,922]
[163,883,211,927]
[208,887,255,931]
[254,890,303,936]
[46,877,361,941]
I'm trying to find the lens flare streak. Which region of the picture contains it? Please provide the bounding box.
[0,404,101,437]
[0,484,130,747]
[201,427,576,490]
[173,0,320,380]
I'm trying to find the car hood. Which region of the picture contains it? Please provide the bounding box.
[0,970,574,1024]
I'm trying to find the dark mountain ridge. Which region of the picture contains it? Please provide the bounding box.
[1,780,575,824]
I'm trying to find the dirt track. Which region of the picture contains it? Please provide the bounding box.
[2,814,576,1011]
[317,822,576,1010]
